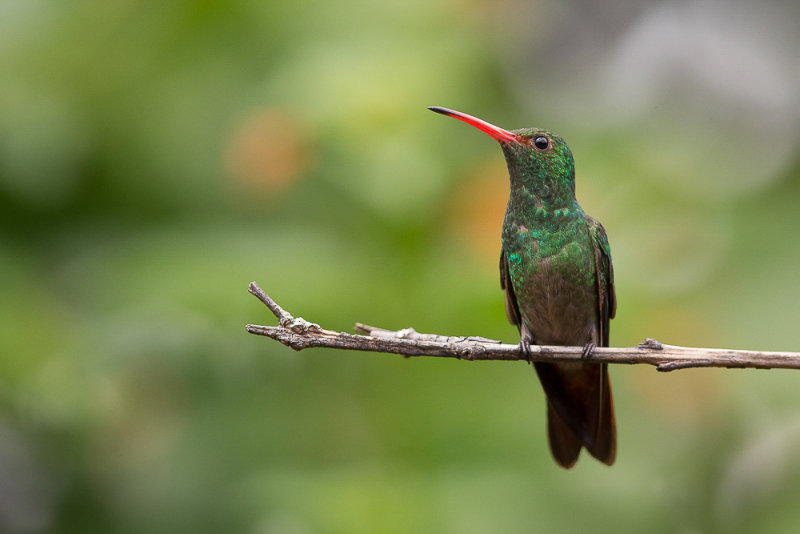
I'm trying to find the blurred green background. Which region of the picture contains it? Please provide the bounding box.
[2,0,800,532]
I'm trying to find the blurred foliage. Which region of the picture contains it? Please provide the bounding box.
[1,0,800,532]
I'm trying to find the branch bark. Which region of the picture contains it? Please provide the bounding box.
[246,282,800,372]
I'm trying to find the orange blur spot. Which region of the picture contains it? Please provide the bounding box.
[225,108,312,197]
[444,160,508,268]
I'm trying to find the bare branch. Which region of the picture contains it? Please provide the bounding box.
[246,282,800,372]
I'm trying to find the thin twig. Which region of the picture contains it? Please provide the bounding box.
[246,282,800,372]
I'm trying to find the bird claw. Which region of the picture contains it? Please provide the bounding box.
[286,316,320,333]
[581,342,596,360]
[519,338,533,363]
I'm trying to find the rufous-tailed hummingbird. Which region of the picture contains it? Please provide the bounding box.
[429,106,617,468]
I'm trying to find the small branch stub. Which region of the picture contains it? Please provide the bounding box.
[246,282,800,372]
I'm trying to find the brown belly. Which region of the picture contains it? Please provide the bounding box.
[513,267,598,347]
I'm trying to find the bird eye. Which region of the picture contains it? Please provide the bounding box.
[533,136,549,150]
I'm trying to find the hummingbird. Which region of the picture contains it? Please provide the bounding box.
[429,106,617,468]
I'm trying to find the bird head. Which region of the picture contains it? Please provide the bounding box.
[429,106,576,205]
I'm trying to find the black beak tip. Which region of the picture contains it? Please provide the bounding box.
[427,106,450,115]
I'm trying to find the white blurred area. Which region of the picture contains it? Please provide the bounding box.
[504,0,799,195]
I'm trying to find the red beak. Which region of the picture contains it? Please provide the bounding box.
[428,106,517,144]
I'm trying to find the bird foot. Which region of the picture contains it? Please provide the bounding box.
[519,338,533,364]
[581,342,596,360]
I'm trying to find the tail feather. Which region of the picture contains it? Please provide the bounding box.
[535,361,616,467]
[546,402,582,469]
[585,366,616,465]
